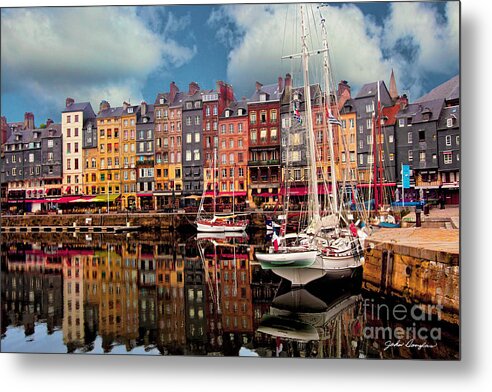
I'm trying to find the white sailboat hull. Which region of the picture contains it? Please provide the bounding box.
[256,250,318,268]
[196,221,247,233]
[271,253,363,286]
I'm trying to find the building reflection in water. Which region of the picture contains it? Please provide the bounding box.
[1,233,457,358]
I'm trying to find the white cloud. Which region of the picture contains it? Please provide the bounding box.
[1,6,196,117]
[380,2,459,99]
[208,2,459,101]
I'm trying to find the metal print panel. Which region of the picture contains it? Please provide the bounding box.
[0,1,460,359]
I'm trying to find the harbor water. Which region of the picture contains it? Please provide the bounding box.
[0,230,459,358]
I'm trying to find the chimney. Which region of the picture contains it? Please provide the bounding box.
[23,112,35,130]
[337,80,351,98]
[99,100,110,113]
[278,76,284,93]
[141,101,147,116]
[398,94,408,110]
[188,82,200,96]
[255,81,263,92]
[285,73,292,89]
[65,97,75,108]
[170,81,179,103]
[46,118,54,127]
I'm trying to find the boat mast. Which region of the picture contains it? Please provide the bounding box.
[372,94,379,212]
[320,15,339,216]
[377,82,385,207]
[300,4,320,230]
[213,147,217,218]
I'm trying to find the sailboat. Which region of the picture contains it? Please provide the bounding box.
[256,4,363,285]
[196,148,249,232]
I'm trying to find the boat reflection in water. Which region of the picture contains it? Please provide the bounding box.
[1,233,458,358]
[257,277,365,358]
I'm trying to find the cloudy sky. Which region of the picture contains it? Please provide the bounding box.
[1,1,460,124]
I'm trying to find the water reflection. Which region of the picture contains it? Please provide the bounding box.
[1,232,458,358]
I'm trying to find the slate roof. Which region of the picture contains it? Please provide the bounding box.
[220,100,248,119]
[355,80,388,99]
[62,102,96,119]
[249,82,283,103]
[154,92,170,105]
[340,98,356,114]
[5,124,62,145]
[411,98,445,123]
[97,106,124,119]
[171,91,186,107]
[395,102,421,119]
[137,104,155,124]
[437,105,460,130]
[415,75,459,103]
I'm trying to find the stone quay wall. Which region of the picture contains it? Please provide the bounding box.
[363,227,459,324]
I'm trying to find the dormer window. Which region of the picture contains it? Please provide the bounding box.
[238,109,244,116]
[260,93,266,102]
[143,118,148,123]
[128,107,134,114]
[160,98,164,104]
[422,108,431,121]
[225,110,230,118]
[293,92,299,101]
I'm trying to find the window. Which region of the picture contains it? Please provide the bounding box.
[389,153,394,161]
[456,135,460,145]
[270,110,277,122]
[250,112,257,124]
[359,140,363,149]
[399,118,405,127]
[388,135,394,143]
[195,132,200,143]
[446,135,452,146]
[366,118,372,129]
[408,150,413,161]
[221,124,226,134]
[186,133,192,143]
[48,152,54,161]
[67,159,71,170]
[270,128,278,141]
[419,130,425,142]
[260,129,267,142]
[28,153,34,162]
[74,142,79,153]
[67,143,71,153]
[229,153,235,164]
[47,139,54,148]
[250,130,257,143]
[67,115,71,123]
[366,134,373,145]
[443,152,452,164]
[194,149,200,161]
[419,151,426,162]
[365,102,374,113]
[447,118,453,127]
[74,128,79,137]
[350,118,355,128]
[408,132,413,144]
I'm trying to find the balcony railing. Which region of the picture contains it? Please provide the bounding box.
[248,159,280,166]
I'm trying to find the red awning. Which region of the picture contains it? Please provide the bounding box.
[137,193,153,197]
[52,196,81,203]
[281,184,333,196]
[356,182,397,188]
[218,191,247,197]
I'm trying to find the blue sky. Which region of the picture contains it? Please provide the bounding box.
[1,1,459,125]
